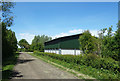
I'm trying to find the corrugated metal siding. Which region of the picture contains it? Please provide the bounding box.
[45,43,59,49]
[60,39,80,49]
[45,34,82,49]
[45,39,80,49]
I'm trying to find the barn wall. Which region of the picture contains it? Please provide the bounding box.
[44,49,59,54]
[60,39,80,49]
[45,39,80,49]
[44,49,82,55]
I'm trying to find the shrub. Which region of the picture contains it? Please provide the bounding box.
[33,51,119,73]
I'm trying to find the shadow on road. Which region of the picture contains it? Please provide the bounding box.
[16,53,35,64]
[11,70,23,78]
[2,70,23,79]
[17,59,34,64]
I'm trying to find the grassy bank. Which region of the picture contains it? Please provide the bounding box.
[30,51,119,80]
[2,52,19,79]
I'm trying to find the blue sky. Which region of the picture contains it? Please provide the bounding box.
[10,2,118,44]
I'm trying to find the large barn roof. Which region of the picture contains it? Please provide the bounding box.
[45,33,82,45]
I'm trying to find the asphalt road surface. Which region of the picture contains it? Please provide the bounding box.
[12,52,78,79]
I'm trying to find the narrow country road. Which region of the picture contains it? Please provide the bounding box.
[12,52,78,79]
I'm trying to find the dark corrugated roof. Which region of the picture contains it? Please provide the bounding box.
[45,33,82,44]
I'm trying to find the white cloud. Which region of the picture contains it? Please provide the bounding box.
[90,30,99,37]
[69,29,99,37]
[17,29,99,44]
[52,33,69,39]
[52,29,99,39]
[69,29,83,34]
[17,33,35,44]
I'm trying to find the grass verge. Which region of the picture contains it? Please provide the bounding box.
[2,52,19,79]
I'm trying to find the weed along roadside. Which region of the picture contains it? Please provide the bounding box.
[28,51,120,79]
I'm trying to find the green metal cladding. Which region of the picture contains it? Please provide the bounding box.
[45,34,82,49]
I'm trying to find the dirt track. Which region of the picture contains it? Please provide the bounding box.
[12,52,78,79]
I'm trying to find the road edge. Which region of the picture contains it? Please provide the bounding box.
[27,52,96,80]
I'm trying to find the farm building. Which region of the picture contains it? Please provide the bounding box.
[44,34,82,55]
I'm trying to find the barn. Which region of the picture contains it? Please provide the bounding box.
[44,34,82,55]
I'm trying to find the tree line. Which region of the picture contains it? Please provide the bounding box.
[18,35,52,52]
[18,22,120,61]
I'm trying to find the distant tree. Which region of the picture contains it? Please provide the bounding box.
[30,43,44,52]
[31,35,52,52]
[32,35,52,44]
[79,30,95,54]
[18,39,30,50]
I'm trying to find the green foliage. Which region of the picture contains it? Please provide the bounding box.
[2,53,19,79]
[79,22,120,61]
[18,39,30,49]
[30,35,52,52]
[79,30,96,54]
[113,21,120,60]
[32,35,52,44]
[100,26,113,57]
[17,48,30,52]
[33,52,120,79]
[34,51,120,74]
[30,42,44,52]
[2,22,18,60]
[18,39,30,52]
[2,2,15,27]
[2,2,17,59]
[99,24,120,61]
[2,2,18,79]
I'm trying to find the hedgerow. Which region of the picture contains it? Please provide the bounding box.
[34,51,120,74]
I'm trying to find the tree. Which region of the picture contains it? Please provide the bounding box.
[2,2,17,60]
[31,35,52,52]
[79,30,95,54]
[100,26,114,57]
[2,2,15,27]
[2,2,19,79]
[97,24,120,61]
[112,21,120,60]
[32,35,52,44]
[18,39,30,50]
[30,43,44,52]
[97,29,107,55]
[2,22,18,58]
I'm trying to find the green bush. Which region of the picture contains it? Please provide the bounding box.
[33,51,119,74]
